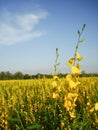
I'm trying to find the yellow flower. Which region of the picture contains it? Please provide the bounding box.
[67,58,75,66]
[53,92,59,99]
[87,102,90,106]
[69,111,76,118]
[60,121,65,128]
[52,81,57,87]
[95,103,98,111]
[90,107,94,113]
[67,93,74,100]
[76,81,80,85]
[72,65,81,74]
[66,74,72,81]
[53,76,58,80]
[76,52,83,61]
[66,74,77,88]
[67,93,78,102]
[69,80,77,89]
[95,118,98,123]
[64,100,71,111]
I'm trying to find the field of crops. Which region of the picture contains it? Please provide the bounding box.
[0,25,98,130]
[0,77,98,130]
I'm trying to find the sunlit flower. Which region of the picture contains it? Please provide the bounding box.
[95,103,98,111]
[60,121,65,129]
[64,100,71,111]
[89,107,94,113]
[67,58,75,66]
[66,74,72,81]
[75,52,83,61]
[67,93,74,99]
[76,81,80,85]
[53,92,59,99]
[87,102,90,106]
[72,65,81,74]
[53,76,58,80]
[95,118,98,123]
[69,80,77,89]
[69,111,76,118]
[52,81,57,87]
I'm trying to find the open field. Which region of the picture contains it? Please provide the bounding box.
[0,77,98,130]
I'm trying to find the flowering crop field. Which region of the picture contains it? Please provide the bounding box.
[0,77,98,130]
[0,24,98,130]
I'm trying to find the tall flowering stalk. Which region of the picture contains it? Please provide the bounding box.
[64,24,86,118]
[67,24,86,75]
[54,48,60,75]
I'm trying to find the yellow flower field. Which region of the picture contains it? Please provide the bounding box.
[0,77,98,129]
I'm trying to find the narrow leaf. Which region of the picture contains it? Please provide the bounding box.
[79,39,85,43]
[26,124,41,129]
[77,30,80,35]
[82,24,86,31]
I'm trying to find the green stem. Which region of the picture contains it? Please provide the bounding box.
[74,25,84,65]
[15,109,25,130]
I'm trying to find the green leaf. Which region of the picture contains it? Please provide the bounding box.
[82,24,86,31]
[26,124,41,129]
[79,39,85,43]
[77,30,80,35]
[6,118,20,122]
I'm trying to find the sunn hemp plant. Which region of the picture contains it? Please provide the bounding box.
[64,24,86,118]
[52,24,86,118]
[66,24,86,86]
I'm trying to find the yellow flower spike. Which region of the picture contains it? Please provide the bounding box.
[72,65,81,74]
[69,111,76,118]
[69,80,77,89]
[95,118,98,123]
[66,74,72,81]
[76,63,80,69]
[67,58,75,66]
[76,81,80,85]
[95,103,98,111]
[61,121,65,129]
[52,81,57,87]
[53,76,58,80]
[64,100,71,111]
[76,52,83,61]
[67,93,74,99]
[90,107,94,113]
[53,92,59,99]
[73,96,78,102]
[87,102,90,106]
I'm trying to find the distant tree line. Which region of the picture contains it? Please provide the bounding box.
[0,71,53,80]
[0,71,98,80]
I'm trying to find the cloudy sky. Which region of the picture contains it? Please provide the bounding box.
[0,0,98,74]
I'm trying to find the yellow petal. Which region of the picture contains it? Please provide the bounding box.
[69,80,77,89]
[52,81,57,87]
[53,76,58,80]
[67,93,74,99]
[90,107,94,113]
[67,58,75,66]
[76,52,83,61]
[66,74,72,81]
[53,92,59,99]
[72,66,81,74]
[69,111,76,118]
[95,103,98,111]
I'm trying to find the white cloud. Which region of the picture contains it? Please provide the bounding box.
[0,11,48,45]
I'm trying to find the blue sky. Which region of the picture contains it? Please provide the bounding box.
[0,0,98,74]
